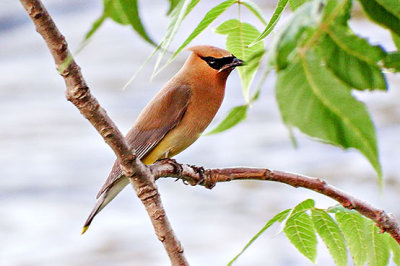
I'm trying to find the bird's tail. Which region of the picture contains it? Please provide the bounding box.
[82,177,129,234]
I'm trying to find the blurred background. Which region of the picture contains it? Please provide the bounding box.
[1,0,400,265]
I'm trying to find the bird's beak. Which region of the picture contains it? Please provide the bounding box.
[232,57,244,67]
[218,58,244,72]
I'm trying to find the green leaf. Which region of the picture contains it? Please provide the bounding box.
[384,52,400,72]
[311,209,347,266]
[327,205,351,213]
[103,0,129,25]
[322,0,352,25]
[79,1,125,48]
[205,105,248,135]
[388,236,400,265]
[84,14,107,41]
[228,209,291,265]
[290,199,315,216]
[276,49,382,181]
[365,219,390,266]
[334,0,352,25]
[63,14,107,74]
[320,25,387,91]
[271,0,323,70]
[167,0,180,15]
[281,199,315,231]
[358,0,400,37]
[215,19,264,101]
[363,0,400,20]
[289,0,310,10]
[106,0,155,45]
[335,211,367,266]
[241,0,267,25]
[284,212,317,263]
[152,0,199,76]
[392,31,400,50]
[183,0,200,18]
[122,0,199,88]
[250,0,289,46]
[240,48,265,97]
[168,0,236,65]
[326,24,386,65]
[282,0,356,65]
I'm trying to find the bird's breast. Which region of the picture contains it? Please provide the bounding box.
[148,83,225,161]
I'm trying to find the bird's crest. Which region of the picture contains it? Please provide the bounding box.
[186,45,232,59]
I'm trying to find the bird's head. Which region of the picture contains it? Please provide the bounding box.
[185,45,244,79]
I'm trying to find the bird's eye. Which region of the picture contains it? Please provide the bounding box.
[207,59,216,66]
[200,56,223,70]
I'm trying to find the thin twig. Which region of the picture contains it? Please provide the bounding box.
[19,0,188,264]
[151,159,400,245]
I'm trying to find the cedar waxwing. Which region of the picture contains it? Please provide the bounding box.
[82,45,243,234]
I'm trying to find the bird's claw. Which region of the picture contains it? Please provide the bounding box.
[156,158,186,184]
[190,164,206,186]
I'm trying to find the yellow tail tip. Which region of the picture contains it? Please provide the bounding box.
[81,225,89,235]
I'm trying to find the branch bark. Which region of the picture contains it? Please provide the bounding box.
[19,0,188,265]
[151,159,400,245]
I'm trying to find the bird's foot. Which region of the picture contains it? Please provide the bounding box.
[168,158,184,176]
[190,164,209,187]
[156,158,185,183]
[156,158,174,165]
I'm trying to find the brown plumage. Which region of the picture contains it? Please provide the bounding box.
[82,45,243,234]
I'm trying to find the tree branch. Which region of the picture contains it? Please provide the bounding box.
[19,0,188,265]
[151,159,400,245]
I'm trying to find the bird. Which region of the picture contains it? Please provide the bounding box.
[82,45,243,234]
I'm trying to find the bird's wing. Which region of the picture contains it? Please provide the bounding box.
[96,85,192,199]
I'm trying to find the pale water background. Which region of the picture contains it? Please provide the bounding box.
[1,1,400,265]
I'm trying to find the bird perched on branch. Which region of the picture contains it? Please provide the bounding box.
[82,45,243,234]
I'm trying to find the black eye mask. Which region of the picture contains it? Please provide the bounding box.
[200,56,243,71]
